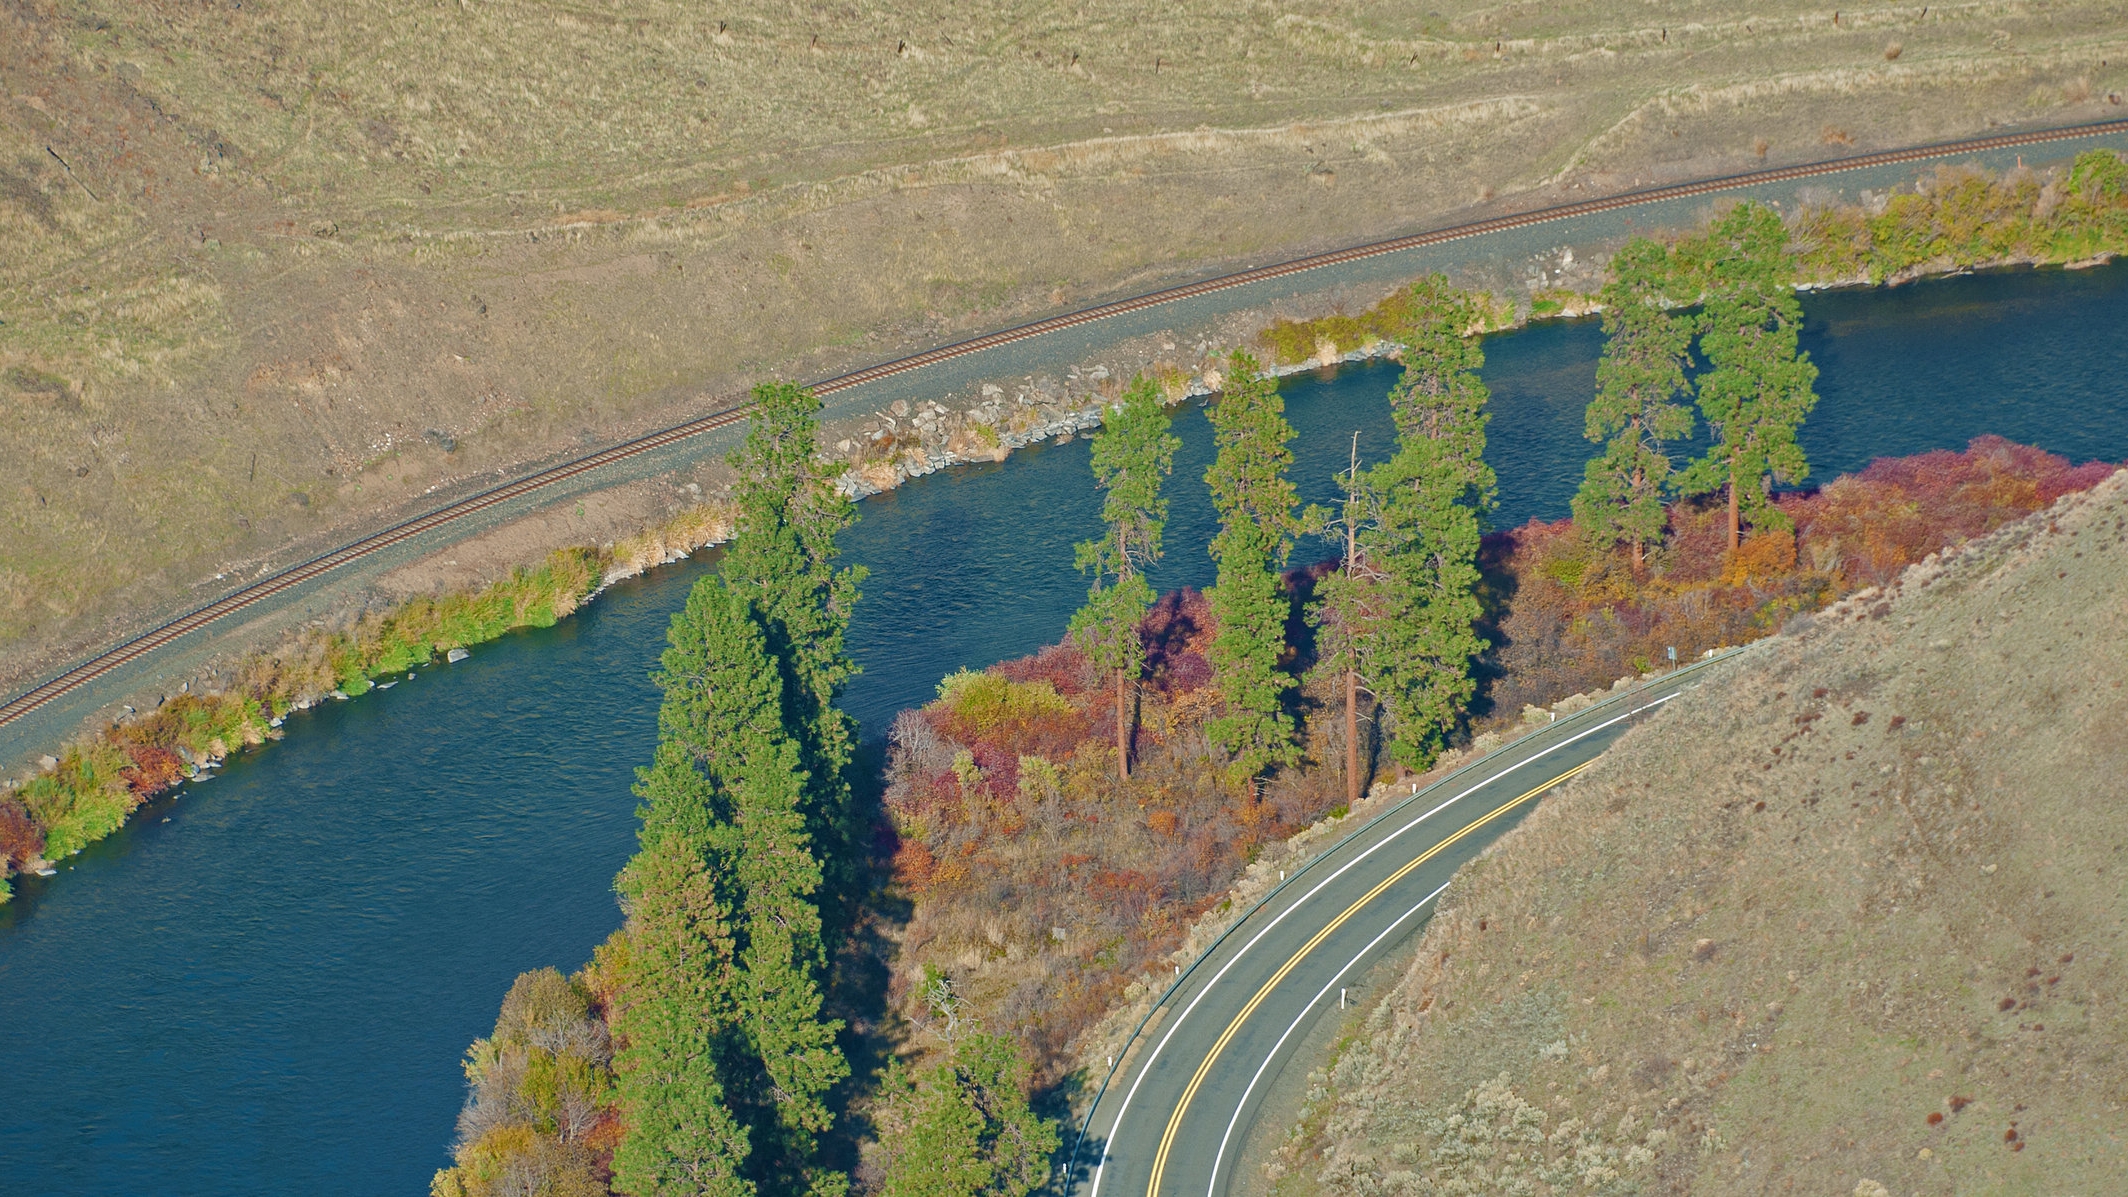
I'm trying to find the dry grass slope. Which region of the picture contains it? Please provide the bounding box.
[5,0,2125,682]
[1279,470,2128,1195]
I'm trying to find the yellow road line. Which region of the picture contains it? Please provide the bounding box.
[1143,760,1595,1197]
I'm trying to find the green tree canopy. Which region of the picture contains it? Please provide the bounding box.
[875,1033,1060,1197]
[1673,203,1821,548]
[617,576,849,1197]
[1203,351,1304,787]
[1336,275,1496,770]
[612,829,754,1197]
[1571,237,1697,566]
[1069,375,1180,778]
[1382,276,1492,492]
[721,380,867,925]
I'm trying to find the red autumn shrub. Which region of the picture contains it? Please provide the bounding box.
[0,801,45,870]
[1480,438,2120,723]
[121,744,185,797]
[882,587,1348,1079]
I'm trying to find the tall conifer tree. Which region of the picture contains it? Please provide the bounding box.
[611,831,753,1197]
[1069,375,1179,779]
[617,576,849,1197]
[1572,238,1696,568]
[720,380,867,924]
[1674,203,1821,550]
[1358,277,1495,769]
[1203,351,1303,788]
[1310,435,1393,806]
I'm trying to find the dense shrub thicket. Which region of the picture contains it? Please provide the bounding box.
[882,590,1355,1079]
[1481,436,2120,720]
[1791,152,2128,283]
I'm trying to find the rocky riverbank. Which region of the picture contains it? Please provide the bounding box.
[9,147,2124,907]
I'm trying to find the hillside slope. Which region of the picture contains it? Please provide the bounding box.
[1277,470,2128,1195]
[6,0,2124,684]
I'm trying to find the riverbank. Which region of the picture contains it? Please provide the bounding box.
[8,147,2125,904]
[870,443,2123,1083]
[0,548,602,900]
[13,0,2122,689]
[422,427,2123,1192]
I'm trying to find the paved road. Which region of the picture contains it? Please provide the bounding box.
[1067,651,1742,1197]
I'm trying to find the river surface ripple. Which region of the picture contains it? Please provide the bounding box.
[2,263,2123,1194]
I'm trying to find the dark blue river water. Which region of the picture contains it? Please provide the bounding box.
[3,263,2124,1193]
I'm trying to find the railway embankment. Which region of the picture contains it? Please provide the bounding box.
[5,144,2126,907]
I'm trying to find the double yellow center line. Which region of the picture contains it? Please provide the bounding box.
[1143,759,1595,1197]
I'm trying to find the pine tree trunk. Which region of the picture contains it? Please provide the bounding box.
[1631,454,1647,573]
[1345,660,1359,808]
[1728,453,1741,553]
[1115,668,1130,780]
[1118,525,1132,781]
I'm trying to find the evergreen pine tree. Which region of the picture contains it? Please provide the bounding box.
[720,380,867,926]
[1673,203,1821,550]
[1571,238,1696,568]
[611,830,754,1197]
[1203,351,1304,788]
[1310,435,1393,806]
[875,1032,1060,1197]
[618,577,849,1197]
[1068,375,1179,779]
[1362,277,1494,769]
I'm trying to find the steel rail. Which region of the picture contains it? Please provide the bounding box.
[6,117,2125,729]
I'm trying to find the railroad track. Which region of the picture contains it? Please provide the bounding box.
[6,116,2125,730]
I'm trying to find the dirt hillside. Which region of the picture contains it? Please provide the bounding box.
[1275,469,2128,1195]
[6,0,2124,686]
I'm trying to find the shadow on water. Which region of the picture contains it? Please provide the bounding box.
[1,261,2124,1194]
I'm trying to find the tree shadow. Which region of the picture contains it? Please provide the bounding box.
[1467,527,1529,726]
[818,733,914,1186]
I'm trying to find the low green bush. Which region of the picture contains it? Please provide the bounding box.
[20,742,140,859]
[1792,151,2128,283]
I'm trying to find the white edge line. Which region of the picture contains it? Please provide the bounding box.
[1085,691,1678,1197]
[1205,880,1454,1197]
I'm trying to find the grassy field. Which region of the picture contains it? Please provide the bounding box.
[1271,471,2128,1195]
[4,0,2125,685]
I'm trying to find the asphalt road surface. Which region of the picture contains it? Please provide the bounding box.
[1068,650,1742,1197]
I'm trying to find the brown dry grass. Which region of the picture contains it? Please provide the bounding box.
[1274,469,2128,1195]
[4,0,2123,686]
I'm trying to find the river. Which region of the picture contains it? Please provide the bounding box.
[2,262,2124,1193]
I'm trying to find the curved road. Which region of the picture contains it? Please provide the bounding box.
[1068,651,1741,1197]
[6,119,2125,730]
